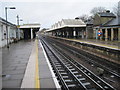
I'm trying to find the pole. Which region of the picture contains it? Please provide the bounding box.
[17,15,19,26]
[5,7,9,48]
[17,15,19,39]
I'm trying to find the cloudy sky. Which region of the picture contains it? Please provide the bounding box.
[0,0,119,29]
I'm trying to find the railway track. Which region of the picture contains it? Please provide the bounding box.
[54,41,120,77]
[45,36,120,78]
[40,37,115,90]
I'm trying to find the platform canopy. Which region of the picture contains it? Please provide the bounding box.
[47,19,86,32]
[19,23,40,29]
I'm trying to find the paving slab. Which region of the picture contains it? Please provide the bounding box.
[3,80,21,88]
[2,40,34,88]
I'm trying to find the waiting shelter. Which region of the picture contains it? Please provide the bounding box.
[19,24,40,40]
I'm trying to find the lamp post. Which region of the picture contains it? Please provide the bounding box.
[16,15,23,40]
[5,7,16,48]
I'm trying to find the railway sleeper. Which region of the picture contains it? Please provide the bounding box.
[76,74,82,78]
[55,65,62,67]
[72,71,79,74]
[64,79,73,82]
[66,64,71,66]
[67,66,73,68]
[58,69,65,72]
[69,68,76,71]
[62,75,69,79]
[67,84,76,88]
[60,72,68,75]
[82,82,91,86]
[78,78,86,81]
[66,81,77,85]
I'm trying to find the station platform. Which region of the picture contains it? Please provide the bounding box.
[2,39,60,89]
[68,38,120,50]
[50,36,120,50]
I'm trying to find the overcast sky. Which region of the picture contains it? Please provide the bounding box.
[0,0,119,29]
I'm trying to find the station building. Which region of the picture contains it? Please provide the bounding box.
[46,19,86,38]
[0,17,40,47]
[0,17,17,47]
[93,10,120,41]
[46,15,120,42]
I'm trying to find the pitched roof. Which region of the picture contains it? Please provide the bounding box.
[48,19,86,32]
[0,17,16,27]
[62,19,85,26]
[103,16,120,26]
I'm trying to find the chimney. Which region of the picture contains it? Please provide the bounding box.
[75,17,79,20]
[106,10,110,13]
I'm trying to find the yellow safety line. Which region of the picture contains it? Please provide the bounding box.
[35,39,40,89]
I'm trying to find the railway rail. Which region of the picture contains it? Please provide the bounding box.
[43,36,120,89]
[40,36,115,90]
[45,36,120,78]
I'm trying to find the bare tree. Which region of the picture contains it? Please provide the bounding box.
[75,14,89,22]
[90,6,106,15]
[112,2,120,16]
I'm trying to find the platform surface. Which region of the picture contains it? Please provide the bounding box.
[2,40,34,88]
[69,39,119,50]
[2,39,60,89]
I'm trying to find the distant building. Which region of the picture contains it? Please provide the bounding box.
[46,19,86,38]
[0,17,17,47]
[93,10,120,41]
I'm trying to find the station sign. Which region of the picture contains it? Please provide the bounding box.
[98,30,102,36]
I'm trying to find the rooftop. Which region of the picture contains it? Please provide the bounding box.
[103,16,120,26]
[98,11,116,18]
[62,19,85,26]
[0,17,16,27]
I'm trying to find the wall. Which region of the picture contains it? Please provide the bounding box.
[0,21,17,47]
[86,25,93,39]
